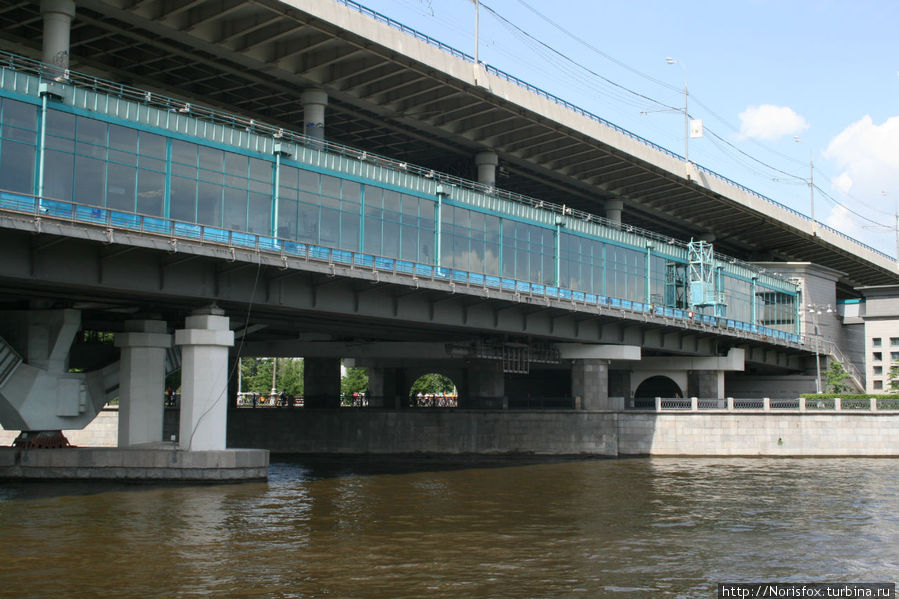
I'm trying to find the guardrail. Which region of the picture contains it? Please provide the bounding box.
[0,189,806,347]
[627,397,899,412]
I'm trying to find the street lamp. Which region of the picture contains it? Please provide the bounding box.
[666,57,690,179]
[807,303,833,393]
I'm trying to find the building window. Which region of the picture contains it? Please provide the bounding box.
[873,352,882,362]
[891,337,899,346]
[873,338,882,347]
[873,380,883,391]
[892,352,899,362]
[874,366,883,375]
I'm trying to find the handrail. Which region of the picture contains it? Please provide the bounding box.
[0,189,805,348]
[818,339,865,392]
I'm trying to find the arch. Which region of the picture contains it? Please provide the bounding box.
[634,375,683,398]
[408,372,458,408]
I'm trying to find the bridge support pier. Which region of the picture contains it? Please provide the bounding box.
[301,89,328,140]
[367,367,405,408]
[572,359,611,410]
[475,151,498,187]
[114,319,171,447]
[175,307,234,450]
[304,357,341,408]
[41,0,75,71]
[462,360,504,408]
[604,199,623,224]
[687,370,724,398]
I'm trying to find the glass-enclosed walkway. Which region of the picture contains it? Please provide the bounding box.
[0,53,800,342]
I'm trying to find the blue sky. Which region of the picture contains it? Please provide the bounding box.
[355,0,899,257]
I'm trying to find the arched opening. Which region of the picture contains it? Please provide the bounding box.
[634,375,683,398]
[409,373,458,407]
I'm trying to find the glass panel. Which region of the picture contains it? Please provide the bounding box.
[44,150,74,201]
[45,109,74,138]
[223,188,248,231]
[73,156,105,207]
[278,198,298,239]
[171,140,197,165]
[320,206,339,245]
[197,181,222,227]
[170,176,196,222]
[321,174,340,198]
[249,157,270,182]
[342,180,361,202]
[76,117,106,145]
[109,149,137,166]
[247,192,270,234]
[136,169,164,216]
[106,162,136,211]
[198,146,223,171]
[225,152,248,175]
[4,99,37,130]
[0,139,35,194]
[138,132,166,158]
[108,124,137,153]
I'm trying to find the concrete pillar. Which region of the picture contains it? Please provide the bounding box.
[609,369,631,399]
[304,357,341,409]
[41,0,76,71]
[462,360,504,408]
[475,151,499,187]
[174,307,234,450]
[114,320,171,447]
[367,367,405,408]
[687,370,724,398]
[572,359,610,410]
[301,89,328,140]
[604,199,623,224]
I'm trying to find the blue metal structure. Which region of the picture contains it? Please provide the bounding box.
[0,53,801,343]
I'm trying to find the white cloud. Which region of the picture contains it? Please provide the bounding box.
[821,115,899,256]
[738,104,809,141]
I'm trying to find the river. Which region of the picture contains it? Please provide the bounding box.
[1,457,897,597]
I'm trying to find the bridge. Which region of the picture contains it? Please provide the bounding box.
[0,0,894,469]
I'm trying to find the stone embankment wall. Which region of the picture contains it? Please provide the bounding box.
[0,408,119,447]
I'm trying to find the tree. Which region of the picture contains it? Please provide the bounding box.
[278,358,304,396]
[888,362,899,393]
[341,367,368,396]
[409,373,455,397]
[824,361,852,394]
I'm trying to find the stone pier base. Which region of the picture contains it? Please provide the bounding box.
[0,445,268,481]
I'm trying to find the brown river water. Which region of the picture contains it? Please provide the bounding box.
[1,457,897,598]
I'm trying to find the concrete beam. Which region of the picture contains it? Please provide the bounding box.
[636,348,746,371]
[556,344,641,361]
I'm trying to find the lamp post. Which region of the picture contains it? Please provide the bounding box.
[666,57,689,179]
[792,137,816,235]
[807,303,833,393]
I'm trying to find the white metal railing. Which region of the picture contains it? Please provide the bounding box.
[626,396,899,412]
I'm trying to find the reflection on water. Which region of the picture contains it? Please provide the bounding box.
[1,457,897,598]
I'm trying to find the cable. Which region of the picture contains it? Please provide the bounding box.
[186,249,263,450]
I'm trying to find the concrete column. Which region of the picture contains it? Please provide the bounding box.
[367,367,405,408]
[462,360,504,408]
[475,151,499,187]
[687,370,724,399]
[174,307,234,450]
[572,359,610,410]
[41,0,76,71]
[304,357,341,409]
[604,199,623,224]
[301,89,328,140]
[114,320,171,447]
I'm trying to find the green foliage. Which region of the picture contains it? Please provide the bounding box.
[823,361,852,394]
[888,363,899,393]
[409,373,455,397]
[341,367,368,396]
[239,357,303,395]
